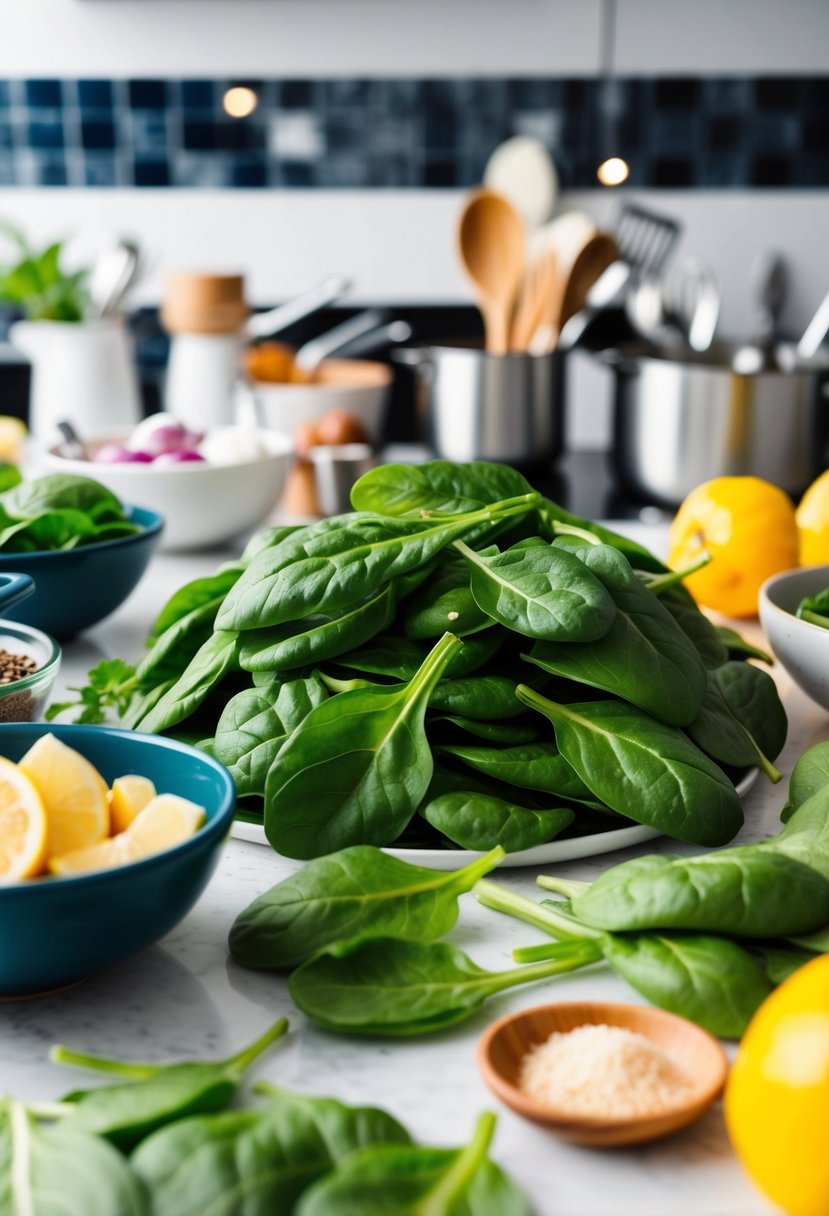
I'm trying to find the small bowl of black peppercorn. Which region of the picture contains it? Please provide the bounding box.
[0,621,61,723]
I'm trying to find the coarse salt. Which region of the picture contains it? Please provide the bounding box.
[519,1023,691,1118]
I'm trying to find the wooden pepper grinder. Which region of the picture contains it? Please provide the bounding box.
[161,273,248,432]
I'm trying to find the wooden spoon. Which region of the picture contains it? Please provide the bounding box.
[457,188,526,356]
[530,232,619,353]
[510,249,559,352]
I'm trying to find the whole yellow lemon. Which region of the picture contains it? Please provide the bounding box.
[797,469,829,566]
[725,954,829,1216]
[668,476,799,618]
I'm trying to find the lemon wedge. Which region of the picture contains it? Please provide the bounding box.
[19,733,109,859]
[109,774,157,834]
[0,757,47,880]
[50,793,205,877]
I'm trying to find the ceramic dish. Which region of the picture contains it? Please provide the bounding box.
[760,563,829,711]
[0,722,235,997]
[0,505,163,639]
[230,768,758,868]
[239,358,391,441]
[41,431,292,551]
[478,1000,728,1146]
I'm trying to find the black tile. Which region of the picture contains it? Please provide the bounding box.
[802,77,829,111]
[28,121,64,150]
[279,81,314,109]
[793,151,829,187]
[325,112,363,152]
[130,113,168,151]
[562,79,592,110]
[706,115,742,150]
[133,158,170,186]
[25,80,62,108]
[216,120,265,152]
[423,105,456,154]
[421,80,457,108]
[421,158,457,187]
[750,154,792,186]
[654,78,700,110]
[81,119,115,150]
[181,80,215,109]
[182,121,217,151]
[650,155,694,186]
[0,82,9,108]
[373,80,419,115]
[280,160,315,186]
[78,80,112,109]
[803,115,829,152]
[323,80,371,107]
[128,80,168,109]
[229,156,267,187]
[755,77,801,110]
[506,79,560,110]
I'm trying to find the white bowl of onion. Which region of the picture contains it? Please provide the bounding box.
[41,414,293,551]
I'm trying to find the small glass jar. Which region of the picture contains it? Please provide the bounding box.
[0,622,61,723]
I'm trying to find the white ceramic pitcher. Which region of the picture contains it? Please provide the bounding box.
[9,317,141,443]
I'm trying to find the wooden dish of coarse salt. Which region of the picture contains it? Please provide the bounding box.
[477,1001,728,1147]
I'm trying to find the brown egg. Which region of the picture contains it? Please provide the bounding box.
[245,341,295,384]
[316,408,371,446]
[295,420,321,459]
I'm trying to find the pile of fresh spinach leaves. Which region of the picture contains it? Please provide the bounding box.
[0,468,140,552]
[56,459,786,857]
[1,1021,525,1215]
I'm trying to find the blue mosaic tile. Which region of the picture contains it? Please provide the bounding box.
[0,72,825,189]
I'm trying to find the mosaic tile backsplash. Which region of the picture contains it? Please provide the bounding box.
[0,75,826,189]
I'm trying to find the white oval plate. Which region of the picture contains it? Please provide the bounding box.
[230,768,759,870]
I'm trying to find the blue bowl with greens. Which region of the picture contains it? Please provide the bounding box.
[0,722,235,996]
[0,504,163,638]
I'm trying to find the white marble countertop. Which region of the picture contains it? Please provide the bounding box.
[2,526,825,1216]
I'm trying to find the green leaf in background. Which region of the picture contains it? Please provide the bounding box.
[421,789,573,852]
[0,227,89,321]
[131,631,240,734]
[350,459,534,516]
[686,660,786,781]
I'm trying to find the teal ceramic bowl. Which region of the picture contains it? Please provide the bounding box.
[0,506,164,639]
[0,723,235,997]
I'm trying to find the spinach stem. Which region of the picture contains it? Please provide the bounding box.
[513,940,589,964]
[549,521,602,545]
[224,1017,289,1080]
[489,941,604,989]
[423,1111,497,1215]
[448,847,506,892]
[23,1101,75,1121]
[9,1100,33,1216]
[799,608,829,630]
[49,1045,158,1080]
[407,632,464,705]
[645,552,711,594]
[536,875,591,900]
[474,879,602,941]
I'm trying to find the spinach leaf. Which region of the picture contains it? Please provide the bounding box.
[136,596,227,692]
[539,498,667,574]
[782,740,829,820]
[765,785,829,880]
[217,496,537,632]
[429,715,539,745]
[427,675,523,720]
[0,473,124,522]
[131,1084,410,1216]
[524,545,706,726]
[148,565,245,641]
[685,661,786,782]
[52,1018,287,1149]
[350,459,533,516]
[0,463,21,493]
[421,790,573,852]
[437,740,601,805]
[715,625,773,665]
[453,537,616,643]
[131,631,240,734]
[241,523,306,561]
[550,846,829,938]
[265,633,463,858]
[289,935,602,1036]
[0,1100,147,1215]
[297,1111,530,1216]
[797,587,829,629]
[338,629,503,683]
[239,582,398,672]
[476,881,772,1039]
[403,555,491,639]
[229,844,504,970]
[759,943,819,984]
[659,586,729,669]
[517,687,744,846]
[213,676,328,798]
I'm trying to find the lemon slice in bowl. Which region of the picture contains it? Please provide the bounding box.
[0,757,47,880]
[50,794,205,877]
[109,774,157,834]
[19,733,109,859]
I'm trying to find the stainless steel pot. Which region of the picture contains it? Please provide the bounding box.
[395,344,564,465]
[609,342,829,506]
